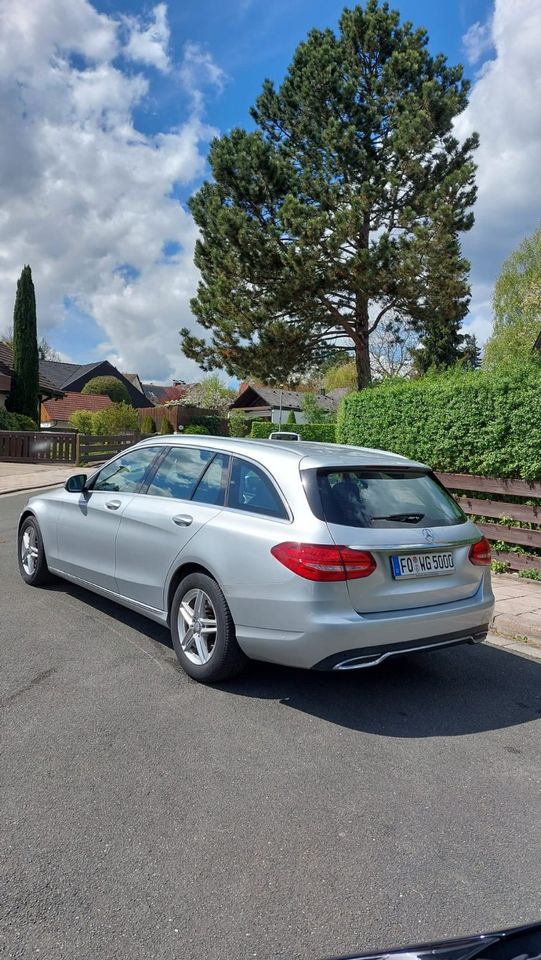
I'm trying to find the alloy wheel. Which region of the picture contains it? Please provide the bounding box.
[177,588,217,665]
[21,525,39,576]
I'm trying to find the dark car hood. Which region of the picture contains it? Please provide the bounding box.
[332,922,541,960]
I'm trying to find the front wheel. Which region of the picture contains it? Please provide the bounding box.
[170,573,247,682]
[18,516,54,586]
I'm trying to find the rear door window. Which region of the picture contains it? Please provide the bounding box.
[306,468,465,528]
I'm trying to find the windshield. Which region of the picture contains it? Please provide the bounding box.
[303,467,466,528]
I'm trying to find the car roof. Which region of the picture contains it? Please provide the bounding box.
[135,435,428,471]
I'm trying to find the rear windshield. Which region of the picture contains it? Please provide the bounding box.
[304,468,466,528]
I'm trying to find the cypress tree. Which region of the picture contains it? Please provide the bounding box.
[9,266,39,423]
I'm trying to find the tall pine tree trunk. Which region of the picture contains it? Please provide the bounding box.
[9,265,39,424]
[354,295,371,389]
[354,215,372,389]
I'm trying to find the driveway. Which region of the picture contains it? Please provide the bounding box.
[1,491,541,960]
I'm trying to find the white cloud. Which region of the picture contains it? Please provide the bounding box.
[122,3,171,73]
[180,41,227,114]
[457,0,541,347]
[462,17,493,66]
[0,0,225,381]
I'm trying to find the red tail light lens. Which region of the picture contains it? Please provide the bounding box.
[271,542,376,581]
[469,537,492,566]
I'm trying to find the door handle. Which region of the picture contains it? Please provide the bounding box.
[172,514,193,526]
[105,500,122,510]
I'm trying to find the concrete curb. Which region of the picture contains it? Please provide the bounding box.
[487,632,541,663]
[490,612,541,643]
[0,479,68,496]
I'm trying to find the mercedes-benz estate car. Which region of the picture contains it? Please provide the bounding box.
[18,436,494,683]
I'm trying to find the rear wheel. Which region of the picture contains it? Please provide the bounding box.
[170,573,247,682]
[18,516,54,586]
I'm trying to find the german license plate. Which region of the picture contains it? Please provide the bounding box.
[391,552,455,579]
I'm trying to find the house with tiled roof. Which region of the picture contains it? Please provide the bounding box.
[229,384,347,423]
[141,381,189,406]
[0,342,63,409]
[39,358,149,408]
[40,391,113,429]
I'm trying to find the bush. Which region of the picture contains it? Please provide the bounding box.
[228,413,247,437]
[286,410,297,424]
[82,376,130,404]
[93,402,140,435]
[68,410,95,434]
[193,414,223,435]
[141,414,156,434]
[183,424,210,435]
[336,362,541,480]
[159,417,174,434]
[0,408,37,430]
[250,421,336,442]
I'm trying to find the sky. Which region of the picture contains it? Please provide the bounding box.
[0,0,540,383]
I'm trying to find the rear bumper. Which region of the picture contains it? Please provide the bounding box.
[312,625,489,670]
[235,576,495,670]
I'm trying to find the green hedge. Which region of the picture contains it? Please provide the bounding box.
[250,421,336,442]
[0,408,38,431]
[336,364,541,481]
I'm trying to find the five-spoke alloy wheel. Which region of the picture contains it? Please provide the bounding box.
[171,572,247,682]
[18,516,53,586]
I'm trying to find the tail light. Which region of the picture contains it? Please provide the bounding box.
[469,537,492,566]
[271,542,376,581]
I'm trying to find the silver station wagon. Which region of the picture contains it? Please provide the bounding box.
[18,437,494,682]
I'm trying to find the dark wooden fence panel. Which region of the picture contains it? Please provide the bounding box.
[456,496,541,525]
[78,434,142,465]
[438,472,541,498]
[0,431,77,463]
[437,471,541,574]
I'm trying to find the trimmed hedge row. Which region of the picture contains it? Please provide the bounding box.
[250,421,336,442]
[336,364,541,481]
[0,408,38,431]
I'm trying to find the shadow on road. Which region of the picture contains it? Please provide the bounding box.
[221,643,541,739]
[45,580,541,739]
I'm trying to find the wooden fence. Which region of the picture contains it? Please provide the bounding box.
[438,472,541,574]
[0,430,77,463]
[78,434,145,466]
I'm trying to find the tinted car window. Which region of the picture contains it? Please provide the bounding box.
[312,468,465,528]
[146,446,213,500]
[192,454,230,506]
[228,457,287,519]
[92,447,159,493]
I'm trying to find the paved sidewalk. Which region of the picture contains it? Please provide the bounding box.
[0,461,92,495]
[491,572,541,651]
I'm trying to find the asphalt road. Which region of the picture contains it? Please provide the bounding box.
[1,490,541,960]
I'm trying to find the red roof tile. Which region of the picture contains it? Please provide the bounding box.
[41,392,113,421]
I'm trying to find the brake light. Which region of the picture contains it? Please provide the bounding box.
[271,542,376,581]
[469,537,492,566]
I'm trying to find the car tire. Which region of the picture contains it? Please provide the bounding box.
[18,516,54,586]
[170,572,247,683]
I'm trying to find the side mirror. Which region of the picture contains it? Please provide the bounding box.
[65,473,88,493]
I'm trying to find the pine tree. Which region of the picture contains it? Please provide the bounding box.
[182,0,478,389]
[9,266,39,423]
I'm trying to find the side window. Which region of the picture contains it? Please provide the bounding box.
[192,454,230,506]
[227,457,288,519]
[92,447,159,494]
[146,446,213,500]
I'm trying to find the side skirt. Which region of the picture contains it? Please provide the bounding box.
[48,567,169,627]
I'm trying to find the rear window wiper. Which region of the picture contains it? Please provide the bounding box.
[372,513,425,523]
